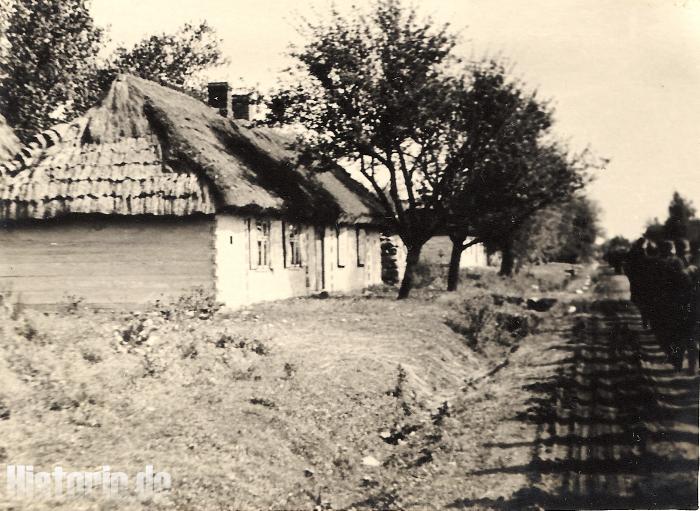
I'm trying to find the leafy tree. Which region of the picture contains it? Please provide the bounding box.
[442,61,567,289]
[511,206,566,265]
[266,0,474,298]
[112,21,227,96]
[602,235,631,274]
[0,0,104,142]
[0,0,11,63]
[453,136,595,281]
[663,191,695,240]
[603,235,631,254]
[550,195,601,263]
[643,218,665,243]
[441,61,602,286]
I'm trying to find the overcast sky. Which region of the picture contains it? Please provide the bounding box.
[91,0,700,239]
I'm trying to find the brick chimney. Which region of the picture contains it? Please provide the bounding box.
[207,82,231,117]
[207,83,251,121]
[231,94,251,121]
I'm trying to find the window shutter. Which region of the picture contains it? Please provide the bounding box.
[300,228,308,267]
[282,221,288,268]
[266,221,272,267]
[248,219,258,269]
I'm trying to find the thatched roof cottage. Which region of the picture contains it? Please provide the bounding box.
[0,75,386,307]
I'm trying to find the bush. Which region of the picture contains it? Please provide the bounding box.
[63,294,85,314]
[412,262,442,289]
[152,288,223,320]
[14,317,38,341]
[119,316,152,346]
[445,295,540,354]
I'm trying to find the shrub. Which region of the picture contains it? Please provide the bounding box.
[119,317,150,346]
[386,364,407,398]
[14,317,38,341]
[214,334,270,355]
[153,288,223,321]
[445,295,540,353]
[63,294,85,314]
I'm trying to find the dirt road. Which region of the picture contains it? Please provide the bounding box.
[447,271,699,510]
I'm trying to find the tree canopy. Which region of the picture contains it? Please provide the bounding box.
[644,192,696,243]
[267,0,477,297]
[0,0,104,142]
[663,191,695,240]
[513,196,602,266]
[445,63,598,281]
[111,21,227,95]
[0,2,226,141]
[268,0,600,295]
[602,235,631,274]
[550,195,601,264]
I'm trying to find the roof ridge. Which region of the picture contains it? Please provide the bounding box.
[0,75,385,225]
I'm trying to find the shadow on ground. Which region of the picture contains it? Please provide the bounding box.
[450,298,699,510]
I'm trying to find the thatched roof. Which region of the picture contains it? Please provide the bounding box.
[0,114,20,162]
[0,75,384,224]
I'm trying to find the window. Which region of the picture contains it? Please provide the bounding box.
[337,226,348,267]
[249,219,271,269]
[356,227,366,267]
[283,222,303,268]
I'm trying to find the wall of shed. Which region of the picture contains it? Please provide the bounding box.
[421,236,488,268]
[214,214,382,308]
[0,216,215,306]
[381,235,488,286]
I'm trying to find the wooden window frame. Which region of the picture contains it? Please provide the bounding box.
[283,222,303,268]
[356,226,366,267]
[249,218,271,270]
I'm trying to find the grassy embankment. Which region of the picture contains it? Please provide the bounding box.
[0,263,586,510]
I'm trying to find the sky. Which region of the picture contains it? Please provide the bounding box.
[90,0,700,239]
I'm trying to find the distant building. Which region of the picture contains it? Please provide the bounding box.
[0,75,386,307]
[421,235,488,268]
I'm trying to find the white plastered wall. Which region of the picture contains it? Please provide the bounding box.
[214,214,382,308]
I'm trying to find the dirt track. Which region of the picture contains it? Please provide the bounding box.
[449,271,699,510]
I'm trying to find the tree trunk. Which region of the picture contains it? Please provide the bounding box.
[447,235,466,292]
[398,246,422,299]
[499,239,515,277]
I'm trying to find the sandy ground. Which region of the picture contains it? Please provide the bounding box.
[445,271,699,510]
[0,265,697,510]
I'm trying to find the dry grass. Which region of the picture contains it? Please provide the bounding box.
[0,264,581,510]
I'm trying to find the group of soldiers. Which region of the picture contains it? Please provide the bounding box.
[624,238,700,375]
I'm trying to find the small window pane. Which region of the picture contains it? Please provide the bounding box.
[253,219,271,268]
[337,227,347,267]
[284,223,303,268]
[357,227,366,267]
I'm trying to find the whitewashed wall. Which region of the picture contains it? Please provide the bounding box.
[420,235,487,268]
[462,238,488,267]
[387,235,487,285]
[214,214,382,308]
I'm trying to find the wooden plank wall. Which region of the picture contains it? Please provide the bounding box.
[0,216,215,306]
